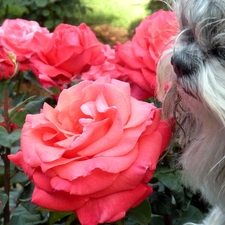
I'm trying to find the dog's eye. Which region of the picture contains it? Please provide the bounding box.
[187,35,195,43]
[211,48,225,59]
[183,30,195,43]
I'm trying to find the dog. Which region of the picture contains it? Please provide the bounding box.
[157,0,225,224]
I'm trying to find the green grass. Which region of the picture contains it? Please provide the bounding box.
[78,0,150,29]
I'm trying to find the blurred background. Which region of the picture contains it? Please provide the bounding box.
[0,0,168,46]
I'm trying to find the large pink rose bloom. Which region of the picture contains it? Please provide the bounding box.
[30,23,105,88]
[0,19,50,70]
[115,10,179,99]
[9,77,171,225]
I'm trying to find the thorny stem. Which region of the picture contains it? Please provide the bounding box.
[2,84,11,225]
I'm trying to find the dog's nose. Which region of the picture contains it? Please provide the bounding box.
[171,54,192,78]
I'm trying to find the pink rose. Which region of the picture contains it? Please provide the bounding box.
[0,19,50,70]
[30,23,105,88]
[9,77,171,225]
[81,44,122,80]
[115,10,179,99]
[0,47,18,80]
[81,45,152,100]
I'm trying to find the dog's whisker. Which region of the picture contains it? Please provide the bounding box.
[209,156,225,173]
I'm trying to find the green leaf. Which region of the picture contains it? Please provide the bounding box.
[66,213,77,225]
[42,9,50,16]
[24,96,47,114]
[9,186,46,225]
[0,192,8,214]
[48,211,73,225]
[10,110,27,127]
[35,0,47,7]
[8,129,21,145]
[155,167,190,210]
[18,182,34,201]
[10,204,43,225]
[21,201,39,214]
[9,188,23,210]
[149,192,172,216]
[9,95,37,120]
[44,19,55,29]
[125,199,151,225]
[0,127,21,148]
[9,215,24,225]
[52,4,62,15]
[172,205,205,225]
[149,216,165,225]
[0,79,16,102]
[20,0,35,6]
[10,171,29,185]
[11,92,29,107]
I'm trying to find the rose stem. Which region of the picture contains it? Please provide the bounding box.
[2,84,11,225]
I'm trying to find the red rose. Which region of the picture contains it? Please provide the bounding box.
[115,10,179,99]
[0,19,50,70]
[30,23,105,88]
[0,47,18,80]
[9,77,171,225]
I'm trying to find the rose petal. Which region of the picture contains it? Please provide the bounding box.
[51,169,118,195]
[8,152,34,178]
[53,144,138,180]
[77,112,123,156]
[76,183,152,225]
[124,98,155,128]
[32,186,89,211]
[32,169,54,192]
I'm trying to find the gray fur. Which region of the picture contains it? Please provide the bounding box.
[157,0,225,224]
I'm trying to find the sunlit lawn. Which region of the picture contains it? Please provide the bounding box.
[78,0,150,29]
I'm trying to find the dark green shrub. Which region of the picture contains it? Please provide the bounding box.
[0,0,89,30]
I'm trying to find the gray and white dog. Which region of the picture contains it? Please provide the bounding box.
[157,0,225,224]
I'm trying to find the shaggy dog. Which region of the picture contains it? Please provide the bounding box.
[157,0,225,224]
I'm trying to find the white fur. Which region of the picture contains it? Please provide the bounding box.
[157,0,225,224]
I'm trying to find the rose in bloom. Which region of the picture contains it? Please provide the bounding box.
[115,10,179,99]
[30,23,105,88]
[9,77,171,225]
[0,47,18,80]
[0,19,50,70]
[81,44,122,80]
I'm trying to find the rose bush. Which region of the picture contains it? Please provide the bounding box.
[0,19,50,70]
[30,23,106,88]
[9,77,171,225]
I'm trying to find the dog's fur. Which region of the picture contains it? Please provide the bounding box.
[157,0,225,224]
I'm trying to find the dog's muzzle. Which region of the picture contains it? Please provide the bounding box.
[171,53,194,78]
